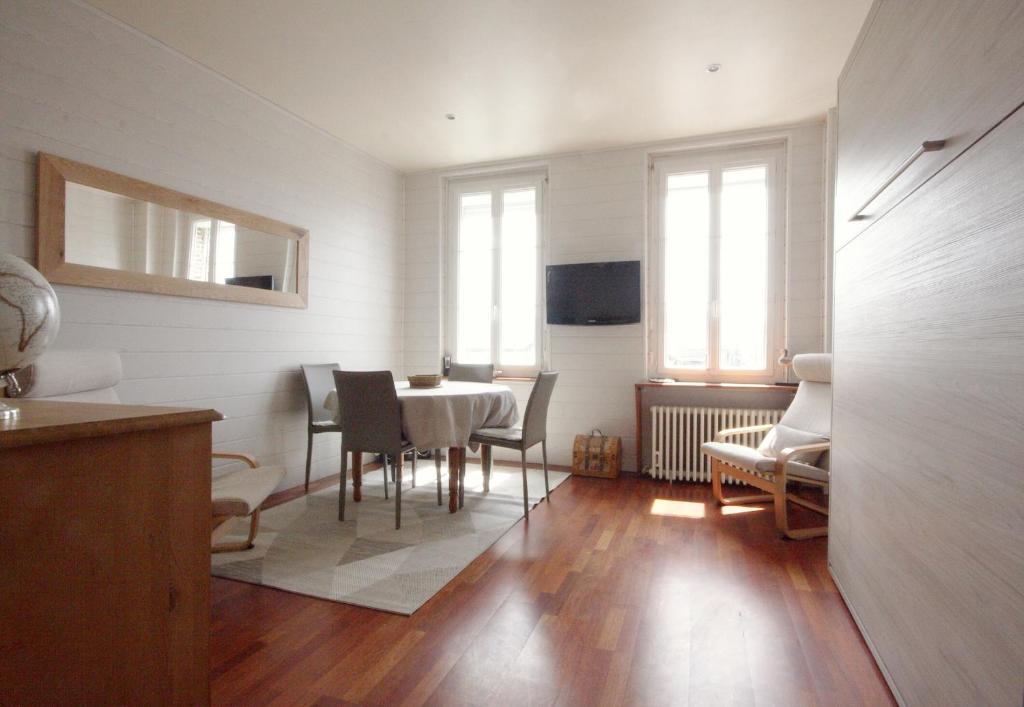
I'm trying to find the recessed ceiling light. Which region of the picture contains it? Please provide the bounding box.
[445,113,456,120]
[705,63,721,73]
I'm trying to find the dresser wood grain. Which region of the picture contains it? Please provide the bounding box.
[0,400,222,705]
[831,104,1024,706]
[835,0,1024,250]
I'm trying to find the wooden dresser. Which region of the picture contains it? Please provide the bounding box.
[830,1,1024,704]
[0,400,222,705]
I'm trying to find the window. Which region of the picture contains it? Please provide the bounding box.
[187,218,236,284]
[187,219,213,281]
[651,144,784,381]
[447,173,545,375]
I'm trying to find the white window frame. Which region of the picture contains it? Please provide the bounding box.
[187,217,215,282]
[445,171,546,378]
[649,143,786,383]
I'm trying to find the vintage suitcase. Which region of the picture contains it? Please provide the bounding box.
[572,429,621,478]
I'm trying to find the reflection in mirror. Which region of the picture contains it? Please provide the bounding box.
[64,183,297,294]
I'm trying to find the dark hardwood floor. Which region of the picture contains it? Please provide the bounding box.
[211,472,894,706]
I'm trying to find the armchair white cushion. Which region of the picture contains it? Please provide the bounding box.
[8,349,282,552]
[6,349,122,403]
[212,466,286,518]
[701,442,777,474]
[756,424,828,465]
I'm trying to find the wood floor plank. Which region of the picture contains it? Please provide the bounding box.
[211,474,894,706]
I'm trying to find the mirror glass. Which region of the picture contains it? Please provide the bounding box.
[64,182,298,294]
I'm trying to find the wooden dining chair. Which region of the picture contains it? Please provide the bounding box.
[333,370,441,529]
[300,363,342,492]
[470,371,558,518]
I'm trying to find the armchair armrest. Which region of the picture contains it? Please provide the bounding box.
[211,451,260,468]
[714,423,774,442]
[773,442,831,477]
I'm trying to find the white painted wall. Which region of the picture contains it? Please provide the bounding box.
[0,0,827,484]
[404,122,828,470]
[0,0,405,490]
[63,183,135,270]
[233,225,294,292]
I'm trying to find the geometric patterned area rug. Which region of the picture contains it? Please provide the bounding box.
[211,463,570,615]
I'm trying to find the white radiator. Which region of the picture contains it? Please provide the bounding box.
[650,406,784,483]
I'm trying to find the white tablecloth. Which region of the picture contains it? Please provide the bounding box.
[323,380,518,450]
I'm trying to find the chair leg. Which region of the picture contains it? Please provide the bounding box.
[211,509,261,553]
[711,458,725,504]
[482,444,492,493]
[435,449,443,506]
[773,474,790,537]
[246,508,260,547]
[395,453,403,529]
[541,439,550,500]
[411,451,417,488]
[521,449,530,519]
[458,450,466,508]
[339,444,348,521]
[711,458,773,506]
[382,456,390,500]
[305,429,313,493]
[779,488,830,539]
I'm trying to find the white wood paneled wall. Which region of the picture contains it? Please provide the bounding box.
[403,122,828,469]
[0,0,405,490]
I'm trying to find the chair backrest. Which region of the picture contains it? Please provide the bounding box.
[521,371,558,448]
[5,349,122,403]
[301,363,341,427]
[332,370,404,453]
[779,353,832,438]
[448,362,494,383]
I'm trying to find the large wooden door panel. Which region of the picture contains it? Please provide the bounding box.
[830,105,1024,706]
[835,0,1024,250]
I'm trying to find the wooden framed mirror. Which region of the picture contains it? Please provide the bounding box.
[37,152,309,308]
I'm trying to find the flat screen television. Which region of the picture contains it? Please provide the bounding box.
[225,274,275,291]
[546,260,641,325]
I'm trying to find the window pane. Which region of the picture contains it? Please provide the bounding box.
[456,192,493,364]
[663,172,710,369]
[214,221,236,284]
[188,219,212,281]
[719,165,768,370]
[499,188,537,366]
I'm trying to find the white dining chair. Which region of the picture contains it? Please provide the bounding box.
[300,363,342,492]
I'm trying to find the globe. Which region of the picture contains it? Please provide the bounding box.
[0,253,61,375]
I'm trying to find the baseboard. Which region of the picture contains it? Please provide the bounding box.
[828,561,906,707]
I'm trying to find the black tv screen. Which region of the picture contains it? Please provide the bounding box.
[226,274,275,291]
[546,261,641,325]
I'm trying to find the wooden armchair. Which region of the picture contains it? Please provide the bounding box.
[7,350,286,552]
[211,452,286,553]
[702,354,832,539]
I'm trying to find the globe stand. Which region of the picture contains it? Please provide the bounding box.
[1,372,21,421]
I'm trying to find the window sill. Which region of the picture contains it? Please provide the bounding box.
[494,375,537,382]
[636,380,796,390]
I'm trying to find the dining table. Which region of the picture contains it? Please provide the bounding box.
[323,380,519,512]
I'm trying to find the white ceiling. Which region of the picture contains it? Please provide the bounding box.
[84,0,872,172]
